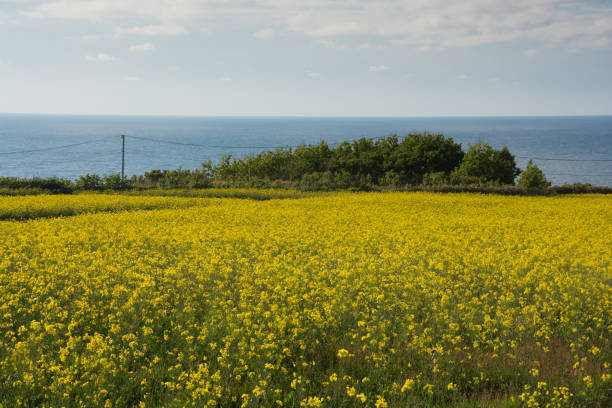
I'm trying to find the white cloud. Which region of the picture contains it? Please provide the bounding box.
[369,65,390,72]
[24,0,211,21]
[456,74,468,80]
[123,75,140,81]
[360,42,388,50]
[525,49,539,56]
[128,42,154,52]
[64,34,102,41]
[318,39,345,49]
[253,28,275,39]
[167,65,180,71]
[115,24,185,36]
[307,72,321,77]
[85,53,118,62]
[19,1,612,49]
[221,76,232,82]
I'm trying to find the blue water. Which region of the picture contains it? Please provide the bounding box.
[1,114,611,186]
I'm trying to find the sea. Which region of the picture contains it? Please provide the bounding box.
[0,114,611,186]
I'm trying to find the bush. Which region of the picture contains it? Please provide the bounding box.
[387,133,464,183]
[0,177,74,194]
[298,171,335,191]
[103,174,129,190]
[210,133,464,188]
[75,174,104,191]
[550,183,612,194]
[517,161,551,189]
[451,142,520,185]
[422,172,449,186]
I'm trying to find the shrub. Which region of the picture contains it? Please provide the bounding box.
[210,133,464,188]
[517,161,551,189]
[451,142,520,185]
[103,174,129,190]
[387,133,464,183]
[0,177,74,194]
[298,171,335,191]
[75,174,104,191]
[422,172,449,186]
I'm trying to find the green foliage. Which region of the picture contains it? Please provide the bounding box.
[450,142,520,185]
[75,173,104,191]
[298,171,336,191]
[211,133,464,189]
[550,183,612,194]
[422,171,449,186]
[132,162,214,189]
[387,133,465,183]
[0,177,73,194]
[517,161,551,189]
[2,135,610,195]
[102,174,129,190]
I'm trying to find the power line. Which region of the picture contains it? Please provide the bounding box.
[126,135,297,149]
[0,136,112,155]
[0,133,611,167]
[125,134,386,149]
[548,173,612,178]
[517,155,612,162]
[128,135,612,162]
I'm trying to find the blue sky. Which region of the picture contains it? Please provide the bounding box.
[1,0,611,116]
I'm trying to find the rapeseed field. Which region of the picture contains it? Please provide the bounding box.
[0,194,204,221]
[0,192,610,407]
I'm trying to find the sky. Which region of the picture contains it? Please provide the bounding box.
[0,0,611,116]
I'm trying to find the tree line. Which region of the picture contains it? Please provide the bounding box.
[131,133,546,190]
[3,132,604,194]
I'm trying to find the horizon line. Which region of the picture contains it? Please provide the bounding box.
[1,112,612,119]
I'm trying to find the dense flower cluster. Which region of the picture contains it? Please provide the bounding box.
[0,192,610,407]
[0,193,204,221]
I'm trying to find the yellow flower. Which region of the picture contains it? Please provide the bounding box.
[401,379,415,393]
[375,396,388,408]
[300,397,323,407]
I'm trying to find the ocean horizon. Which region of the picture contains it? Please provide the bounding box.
[1,113,611,186]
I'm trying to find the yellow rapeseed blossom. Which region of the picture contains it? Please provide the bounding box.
[0,192,609,407]
[375,396,388,408]
[401,379,415,393]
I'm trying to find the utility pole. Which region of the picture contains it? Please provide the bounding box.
[121,135,125,180]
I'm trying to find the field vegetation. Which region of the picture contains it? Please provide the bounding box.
[6,133,597,195]
[0,192,610,407]
[0,194,204,221]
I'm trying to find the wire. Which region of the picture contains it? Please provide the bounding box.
[547,173,612,178]
[127,135,612,163]
[517,155,612,162]
[126,134,389,150]
[1,133,611,169]
[0,136,113,155]
[126,135,297,149]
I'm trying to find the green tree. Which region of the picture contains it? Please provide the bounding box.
[517,160,551,189]
[388,133,464,183]
[75,174,104,191]
[451,142,520,185]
